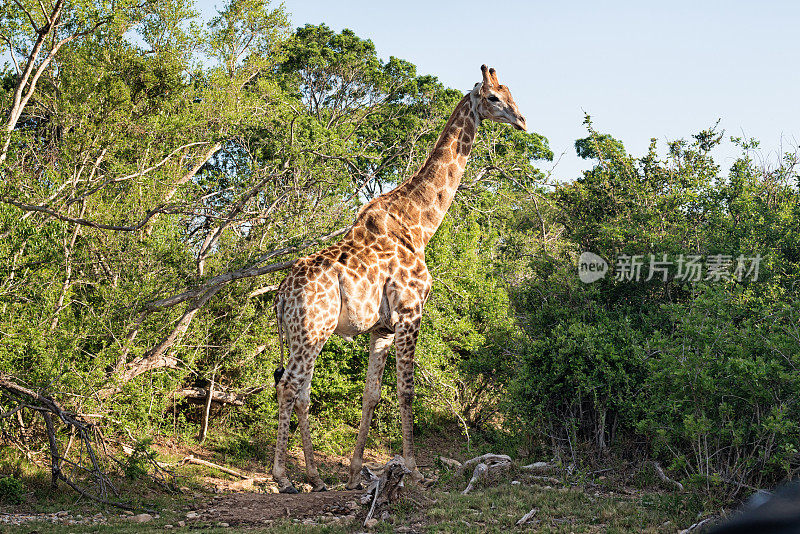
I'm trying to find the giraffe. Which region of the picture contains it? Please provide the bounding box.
[271,65,526,493]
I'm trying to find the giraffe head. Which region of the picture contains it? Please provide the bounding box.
[473,64,527,131]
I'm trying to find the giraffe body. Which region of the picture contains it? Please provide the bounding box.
[272,66,526,493]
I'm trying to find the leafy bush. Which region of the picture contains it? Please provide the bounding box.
[638,288,800,489]
[506,120,800,491]
[0,476,24,504]
[123,439,158,480]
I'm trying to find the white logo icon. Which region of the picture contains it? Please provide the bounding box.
[578,252,608,283]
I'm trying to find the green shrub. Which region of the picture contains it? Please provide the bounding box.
[123,439,158,480]
[0,476,24,504]
[506,121,800,492]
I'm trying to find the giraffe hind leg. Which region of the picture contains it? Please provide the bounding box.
[295,380,326,491]
[273,373,299,493]
[272,340,327,493]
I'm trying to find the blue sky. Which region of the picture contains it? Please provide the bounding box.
[197,1,797,181]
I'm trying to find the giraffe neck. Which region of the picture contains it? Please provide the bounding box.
[388,89,480,247]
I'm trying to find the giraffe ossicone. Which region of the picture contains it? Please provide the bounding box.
[271,65,527,494]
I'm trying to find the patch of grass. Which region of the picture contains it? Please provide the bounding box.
[388,483,707,534]
[314,422,359,457]
[208,428,274,469]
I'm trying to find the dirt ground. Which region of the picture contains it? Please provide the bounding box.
[200,490,363,525]
[158,439,409,527]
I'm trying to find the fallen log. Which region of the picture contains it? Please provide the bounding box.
[437,456,462,469]
[180,454,268,482]
[462,462,488,495]
[520,461,556,473]
[457,452,512,494]
[456,453,511,477]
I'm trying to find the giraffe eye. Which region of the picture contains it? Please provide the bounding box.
[488,95,500,103]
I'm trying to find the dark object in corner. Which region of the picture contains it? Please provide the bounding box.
[709,480,800,534]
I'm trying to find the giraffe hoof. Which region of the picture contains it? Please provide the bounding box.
[345,482,362,491]
[278,483,299,494]
[311,483,327,492]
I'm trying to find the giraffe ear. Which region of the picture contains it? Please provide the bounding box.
[488,67,499,87]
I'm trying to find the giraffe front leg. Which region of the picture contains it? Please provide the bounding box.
[395,319,424,484]
[347,330,394,489]
[273,378,299,494]
[295,382,326,492]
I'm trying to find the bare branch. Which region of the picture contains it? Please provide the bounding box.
[248,284,279,298]
[1,0,65,160]
[142,260,293,312]
[0,403,25,420]
[160,142,222,204]
[37,0,49,23]
[100,285,224,399]
[143,225,350,312]
[68,142,212,206]
[0,198,170,231]
[0,34,22,75]
[0,374,81,427]
[0,1,119,163]
[11,0,42,34]
[196,170,283,275]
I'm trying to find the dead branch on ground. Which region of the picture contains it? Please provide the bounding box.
[516,507,539,526]
[456,453,511,477]
[0,375,145,511]
[520,461,557,473]
[437,456,462,469]
[678,517,716,534]
[459,454,512,495]
[180,454,269,483]
[652,460,685,492]
[461,462,488,495]
[361,455,411,526]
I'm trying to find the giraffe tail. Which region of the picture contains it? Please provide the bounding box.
[274,293,285,385]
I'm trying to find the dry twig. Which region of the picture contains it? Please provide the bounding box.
[652,461,685,492]
[516,507,539,526]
